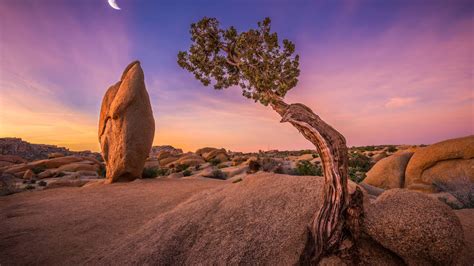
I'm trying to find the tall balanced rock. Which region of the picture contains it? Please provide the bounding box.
[98,61,155,183]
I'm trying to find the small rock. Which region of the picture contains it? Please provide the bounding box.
[167,172,184,179]
[38,169,56,179]
[427,192,464,209]
[23,169,35,180]
[48,152,65,159]
[46,179,90,189]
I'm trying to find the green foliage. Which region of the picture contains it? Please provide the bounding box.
[98,164,106,178]
[261,157,279,172]
[248,160,261,173]
[156,168,169,176]
[295,160,322,176]
[178,17,300,105]
[182,169,192,177]
[31,166,46,174]
[142,167,159,179]
[210,158,221,166]
[348,168,366,183]
[348,152,373,172]
[274,165,285,174]
[387,146,397,153]
[209,169,227,180]
[142,167,169,179]
[175,164,190,172]
[56,172,66,177]
[347,152,372,183]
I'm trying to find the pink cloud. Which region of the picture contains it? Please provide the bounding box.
[385,97,417,109]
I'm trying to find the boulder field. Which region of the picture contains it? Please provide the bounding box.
[0,173,471,265]
[0,154,104,195]
[363,135,474,196]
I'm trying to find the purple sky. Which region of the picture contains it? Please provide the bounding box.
[0,0,472,152]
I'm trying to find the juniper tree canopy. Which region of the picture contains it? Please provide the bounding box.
[177,17,300,105]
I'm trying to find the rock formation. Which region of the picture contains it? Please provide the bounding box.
[98,61,155,183]
[0,173,470,264]
[196,147,229,162]
[363,151,414,189]
[0,154,26,168]
[404,135,474,192]
[149,145,183,158]
[0,138,100,161]
[364,189,464,265]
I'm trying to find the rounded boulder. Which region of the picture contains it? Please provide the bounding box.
[363,151,413,189]
[404,135,474,192]
[364,189,464,265]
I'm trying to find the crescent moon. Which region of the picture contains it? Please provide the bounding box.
[108,0,121,10]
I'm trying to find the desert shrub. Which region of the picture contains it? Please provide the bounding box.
[38,180,47,187]
[274,165,285,174]
[156,168,169,176]
[98,165,106,178]
[25,184,35,190]
[210,158,221,166]
[195,165,201,170]
[347,152,372,183]
[209,169,227,180]
[312,153,319,158]
[232,178,243,183]
[433,177,474,208]
[142,167,159,179]
[357,146,375,152]
[175,164,189,172]
[349,168,366,183]
[295,160,322,176]
[56,172,66,177]
[31,166,46,174]
[261,157,279,172]
[348,152,373,172]
[182,169,192,177]
[248,160,261,173]
[386,146,397,153]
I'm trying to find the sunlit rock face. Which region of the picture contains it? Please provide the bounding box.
[98,61,155,183]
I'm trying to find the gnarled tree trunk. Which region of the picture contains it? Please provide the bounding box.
[270,98,362,263]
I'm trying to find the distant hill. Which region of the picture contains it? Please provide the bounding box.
[0,138,101,161]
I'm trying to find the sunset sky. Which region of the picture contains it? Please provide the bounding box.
[0,0,472,152]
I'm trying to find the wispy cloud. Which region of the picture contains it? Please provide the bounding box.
[385,97,417,109]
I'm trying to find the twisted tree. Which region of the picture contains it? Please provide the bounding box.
[177,17,363,263]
